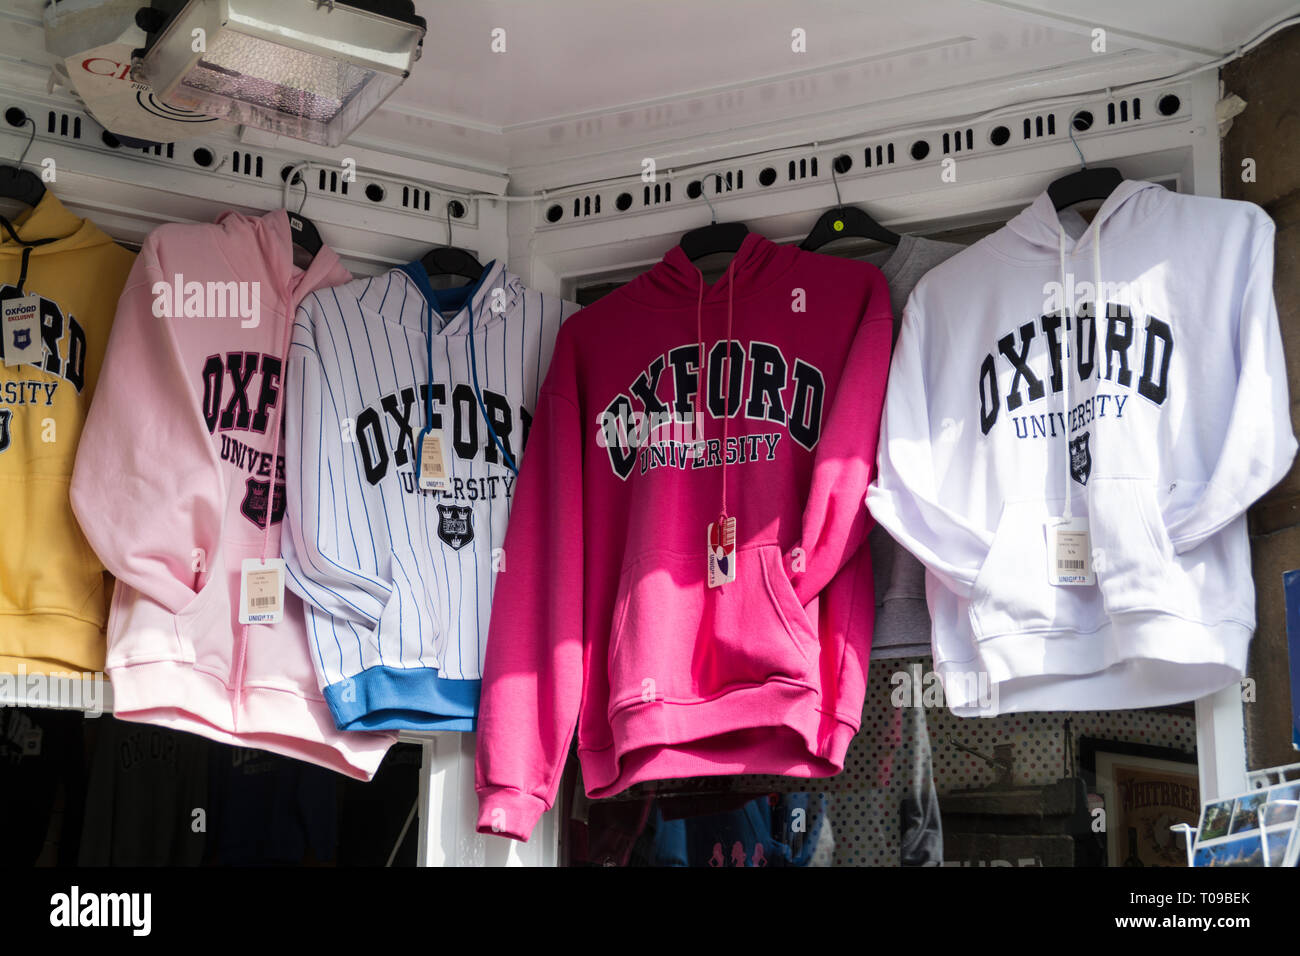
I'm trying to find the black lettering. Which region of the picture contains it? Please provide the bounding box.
[1103,304,1134,387]
[356,407,389,484]
[998,322,1044,411]
[1138,317,1173,405]
[220,352,258,430]
[381,387,419,466]
[706,341,745,419]
[602,393,637,480]
[250,355,281,434]
[201,355,224,433]
[979,353,999,434]
[745,342,788,424]
[667,345,701,420]
[788,359,825,450]
[630,355,670,420]
[64,317,86,393]
[482,390,514,465]
[452,384,479,460]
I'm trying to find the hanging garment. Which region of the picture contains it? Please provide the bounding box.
[867,180,1296,716]
[0,192,134,674]
[861,234,966,660]
[475,233,894,841]
[283,261,577,731]
[70,209,394,779]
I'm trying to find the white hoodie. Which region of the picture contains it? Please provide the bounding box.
[867,180,1296,716]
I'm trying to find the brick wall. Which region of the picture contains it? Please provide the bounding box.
[1221,29,1300,771]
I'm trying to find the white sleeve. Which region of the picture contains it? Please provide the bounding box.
[283,306,395,634]
[1163,214,1297,551]
[865,302,997,599]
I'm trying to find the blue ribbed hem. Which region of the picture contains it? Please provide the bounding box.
[324,666,480,732]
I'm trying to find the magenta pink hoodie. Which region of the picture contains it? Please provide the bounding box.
[70,210,394,779]
[475,234,893,840]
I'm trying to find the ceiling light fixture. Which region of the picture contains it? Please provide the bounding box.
[133,0,426,146]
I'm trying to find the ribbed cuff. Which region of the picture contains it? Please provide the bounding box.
[476,787,548,842]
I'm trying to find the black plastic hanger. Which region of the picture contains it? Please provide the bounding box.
[284,168,323,257]
[421,201,485,282]
[801,156,899,249]
[1047,115,1123,211]
[679,174,748,262]
[801,156,898,250]
[0,110,46,209]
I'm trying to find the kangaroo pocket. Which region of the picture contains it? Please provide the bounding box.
[607,545,818,710]
[0,475,104,623]
[968,498,1106,638]
[1089,477,1195,615]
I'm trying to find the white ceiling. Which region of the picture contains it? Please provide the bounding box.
[363,0,1298,182]
[5,0,1298,188]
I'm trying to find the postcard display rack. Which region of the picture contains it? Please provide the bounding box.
[1173,764,1300,868]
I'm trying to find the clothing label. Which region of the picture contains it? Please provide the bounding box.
[1045,517,1095,586]
[418,431,450,491]
[239,558,285,624]
[707,515,737,588]
[3,294,41,367]
[21,727,42,756]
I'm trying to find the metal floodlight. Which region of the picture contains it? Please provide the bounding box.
[133,0,426,146]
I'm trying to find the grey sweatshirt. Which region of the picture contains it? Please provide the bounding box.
[863,235,965,659]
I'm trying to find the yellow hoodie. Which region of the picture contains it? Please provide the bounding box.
[0,192,134,673]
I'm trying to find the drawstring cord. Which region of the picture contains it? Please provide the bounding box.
[695,262,736,526]
[1056,217,1105,523]
[1057,229,1073,521]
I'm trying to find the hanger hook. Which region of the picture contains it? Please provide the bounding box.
[829,155,843,206]
[1066,114,1087,169]
[14,115,35,169]
[282,161,312,215]
[446,200,455,247]
[693,171,726,224]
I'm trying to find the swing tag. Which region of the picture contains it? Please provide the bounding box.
[707,515,737,588]
[239,557,285,624]
[1045,517,1095,587]
[3,294,41,367]
[418,430,450,491]
[21,726,42,756]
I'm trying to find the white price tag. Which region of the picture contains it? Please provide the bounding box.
[22,726,42,756]
[1045,517,1096,587]
[3,294,41,367]
[418,431,451,491]
[239,557,285,624]
[707,515,737,588]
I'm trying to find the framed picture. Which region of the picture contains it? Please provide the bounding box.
[1080,737,1199,867]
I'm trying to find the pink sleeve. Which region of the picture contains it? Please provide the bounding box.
[70,238,225,614]
[475,339,586,842]
[788,274,894,604]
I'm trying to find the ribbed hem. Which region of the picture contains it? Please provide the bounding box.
[108,658,393,780]
[940,613,1253,716]
[476,787,548,842]
[0,612,106,673]
[324,666,479,732]
[579,679,859,799]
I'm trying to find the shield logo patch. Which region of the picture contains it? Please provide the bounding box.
[437,505,474,550]
[1069,431,1092,486]
[240,477,287,529]
[12,328,30,352]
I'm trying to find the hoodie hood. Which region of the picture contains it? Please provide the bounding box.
[622,232,800,307]
[0,190,117,257]
[987,179,1169,260]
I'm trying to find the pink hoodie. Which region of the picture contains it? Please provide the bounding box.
[70,209,394,779]
[475,234,893,840]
